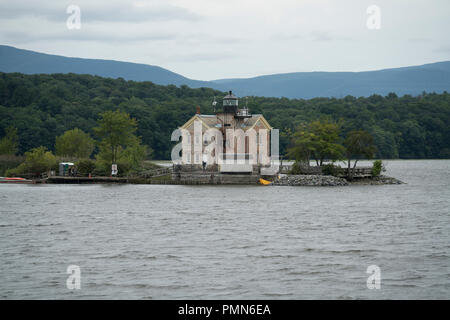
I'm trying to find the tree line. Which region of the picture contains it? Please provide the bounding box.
[0,72,449,161]
[3,110,148,177]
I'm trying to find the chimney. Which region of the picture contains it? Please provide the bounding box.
[196,106,201,114]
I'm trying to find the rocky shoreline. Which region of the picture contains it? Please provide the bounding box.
[40,173,404,186]
[273,174,349,186]
[272,174,403,186]
[347,175,404,185]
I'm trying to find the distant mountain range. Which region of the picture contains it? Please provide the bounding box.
[1,45,449,99]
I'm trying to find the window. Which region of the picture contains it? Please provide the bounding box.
[258,132,265,146]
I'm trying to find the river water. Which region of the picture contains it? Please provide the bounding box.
[0,160,449,299]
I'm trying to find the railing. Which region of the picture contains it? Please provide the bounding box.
[173,164,217,173]
[138,167,173,178]
[235,108,252,117]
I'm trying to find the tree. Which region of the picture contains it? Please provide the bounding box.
[75,159,96,176]
[0,126,19,155]
[344,130,377,179]
[120,136,148,169]
[94,110,148,174]
[94,110,138,165]
[286,124,315,166]
[1,72,450,160]
[7,146,57,177]
[55,128,94,159]
[287,120,345,166]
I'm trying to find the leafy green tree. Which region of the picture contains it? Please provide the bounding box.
[94,110,148,174]
[288,120,345,166]
[368,126,399,158]
[1,72,449,160]
[371,160,383,177]
[120,136,148,169]
[7,146,57,177]
[95,136,147,175]
[344,130,377,178]
[286,124,316,166]
[75,159,96,176]
[94,110,138,165]
[0,126,19,155]
[398,120,426,158]
[55,128,94,159]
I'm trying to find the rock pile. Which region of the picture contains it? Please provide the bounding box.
[349,175,404,185]
[273,175,349,186]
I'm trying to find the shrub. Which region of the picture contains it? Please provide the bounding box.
[117,161,132,176]
[290,161,303,174]
[322,163,340,176]
[0,155,24,176]
[92,160,131,177]
[7,146,57,177]
[371,160,383,176]
[75,159,96,176]
[92,165,109,177]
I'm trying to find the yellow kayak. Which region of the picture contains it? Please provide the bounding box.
[259,178,272,185]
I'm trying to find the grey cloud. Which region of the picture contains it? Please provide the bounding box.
[0,0,201,23]
[0,26,245,45]
[1,30,177,43]
[81,4,201,23]
[268,33,305,41]
[176,33,247,45]
[168,52,236,63]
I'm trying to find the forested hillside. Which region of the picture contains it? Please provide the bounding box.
[2,45,450,99]
[0,72,449,159]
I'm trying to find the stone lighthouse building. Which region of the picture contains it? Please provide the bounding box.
[179,91,273,173]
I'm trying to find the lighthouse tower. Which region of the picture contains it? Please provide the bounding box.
[222,90,238,114]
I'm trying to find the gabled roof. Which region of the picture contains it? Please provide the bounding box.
[180,114,272,131]
[241,114,272,130]
[180,114,213,130]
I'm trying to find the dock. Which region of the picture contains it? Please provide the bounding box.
[46,176,129,184]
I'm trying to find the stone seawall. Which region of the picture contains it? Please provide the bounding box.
[173,173,259,185]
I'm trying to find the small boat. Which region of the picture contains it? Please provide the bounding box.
[259,178,272,185]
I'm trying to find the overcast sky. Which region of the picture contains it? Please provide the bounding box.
[0,0,449,80]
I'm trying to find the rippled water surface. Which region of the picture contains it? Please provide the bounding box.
[1,160,449,299]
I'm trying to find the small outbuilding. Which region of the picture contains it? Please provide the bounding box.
[59,162,74,176]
